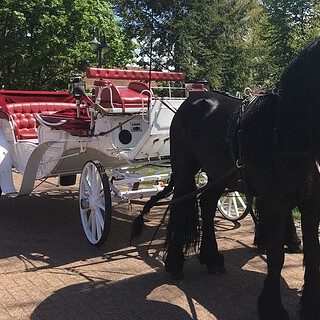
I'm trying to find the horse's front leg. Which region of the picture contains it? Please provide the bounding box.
[298,195,320,320]
[199,186,225,274]
[258,199,289,320]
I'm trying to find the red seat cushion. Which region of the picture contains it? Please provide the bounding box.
[37,108,91,137]
[94,80,150,111]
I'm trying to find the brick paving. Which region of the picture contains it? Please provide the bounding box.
[0,174,306,319]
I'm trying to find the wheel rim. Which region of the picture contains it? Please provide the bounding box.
[218,191,247,221]
[79,161,111,245]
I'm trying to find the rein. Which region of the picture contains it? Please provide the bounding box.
[130,166,238,207]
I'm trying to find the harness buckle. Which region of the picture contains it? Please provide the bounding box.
[236,159,245,169]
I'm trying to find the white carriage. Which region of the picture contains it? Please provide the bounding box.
[0,68,246,245]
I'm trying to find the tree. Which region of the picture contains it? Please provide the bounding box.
[261,0,320,81]
[112,0,268,93]
[0,0,136,90]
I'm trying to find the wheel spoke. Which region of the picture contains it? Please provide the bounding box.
[91,211,97,239]
[95,209,105,232]
[83,176,92,194]
[95,191,104,201]
[218,191,247,221]
[81,208,90,219]
[235,192,246,208]
[227,196,232,215]
[220,196,227,206]
[88,166,95,191]
[87,210,93,228]
[95,218,102,241]
[232,195,239,218]
[94,173,101,195]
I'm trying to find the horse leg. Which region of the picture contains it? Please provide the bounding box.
[164,177,199,280]
[255,200,302,254]
[258,199,289,320]
[298,196,320,319]
[198,185,226,274]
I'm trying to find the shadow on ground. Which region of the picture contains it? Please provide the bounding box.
[0,189,302,319]
[29,245,300,320]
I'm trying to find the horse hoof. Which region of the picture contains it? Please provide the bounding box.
[301,293,320,320]
[258,295,289,320]
[207,264,226,275]
[286,243,303,253]
[165,262,184,280]
[259,308,289,320]
[198,255,206,265]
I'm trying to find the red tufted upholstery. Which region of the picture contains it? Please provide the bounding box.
[94,80,150,111]
[6,102,77,140]
[87,67,185,82]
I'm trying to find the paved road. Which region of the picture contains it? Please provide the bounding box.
[0,175,305,319]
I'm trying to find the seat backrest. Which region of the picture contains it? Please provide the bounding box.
[6,102,76,140]
[93,80,123,107]
[94,80,152,112]
[127,81,149,93]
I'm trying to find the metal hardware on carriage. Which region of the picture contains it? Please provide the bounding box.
[69,74,86,118]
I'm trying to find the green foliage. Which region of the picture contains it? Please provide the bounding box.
[292,207,301,220]
[261,0,320,82]
[113,0,270,93]
[113,0,320,93]
[0,0,136,90]
[1,0,319,93]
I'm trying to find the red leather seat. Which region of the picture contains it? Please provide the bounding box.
[6,102,77,140]
[94,80,150,111]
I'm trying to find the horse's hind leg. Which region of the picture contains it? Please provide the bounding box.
[298,195,320,319]
[199,185,226,274]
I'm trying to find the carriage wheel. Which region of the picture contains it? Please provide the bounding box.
[79,161,111,246]
[217,191,249,221]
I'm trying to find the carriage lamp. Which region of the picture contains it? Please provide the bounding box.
[68,74,85,118]
[89,27,107,68]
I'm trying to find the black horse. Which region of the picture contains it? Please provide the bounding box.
[162,38,320,319]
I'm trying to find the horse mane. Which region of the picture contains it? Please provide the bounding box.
[279,37,320,103]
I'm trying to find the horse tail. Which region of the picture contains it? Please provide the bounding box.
[130,177,175,243]
[164,181,200,257]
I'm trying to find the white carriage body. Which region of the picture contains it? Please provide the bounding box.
[0,68,190,197]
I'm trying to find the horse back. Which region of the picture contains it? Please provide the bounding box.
[171,90,241,139]
[170,91,242,184]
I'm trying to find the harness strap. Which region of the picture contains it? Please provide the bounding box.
[226,99,256,223]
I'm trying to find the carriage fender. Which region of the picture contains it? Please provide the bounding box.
[17,141,56,196]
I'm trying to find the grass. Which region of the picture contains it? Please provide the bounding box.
[292,207,301,220]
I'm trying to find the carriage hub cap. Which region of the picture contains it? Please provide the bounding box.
[80,197,94,210]
[86,195,95,211]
